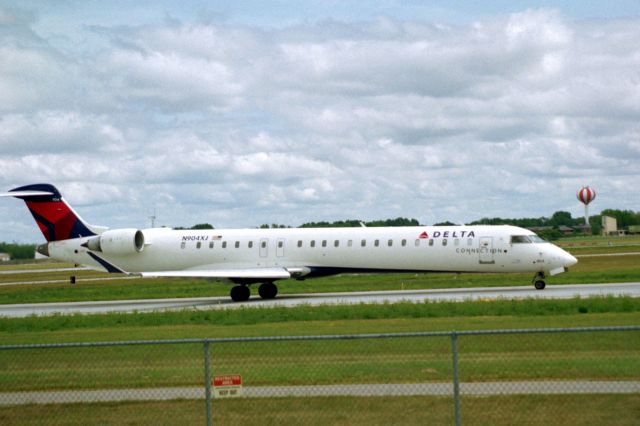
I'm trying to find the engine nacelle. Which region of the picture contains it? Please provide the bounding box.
[85,229,145,255]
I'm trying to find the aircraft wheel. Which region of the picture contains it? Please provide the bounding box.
[258,282,278,299]
[230,285,250,302]
[534,280,546,290]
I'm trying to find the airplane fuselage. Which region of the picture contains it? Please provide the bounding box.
[48,225,574,278]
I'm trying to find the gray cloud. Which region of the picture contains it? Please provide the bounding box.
[1,6,639,243]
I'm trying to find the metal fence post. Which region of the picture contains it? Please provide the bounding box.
[451,332,461,426]
[204,339,213,426]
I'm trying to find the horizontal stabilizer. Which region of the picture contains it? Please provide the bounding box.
[139,267,292,280]
[0,191,54,197]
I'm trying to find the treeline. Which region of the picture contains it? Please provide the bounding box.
[0,242,36,260]
[300,217,419,228]
[173,223,215,230]
[470,211,579,228]
[471,209,640,232]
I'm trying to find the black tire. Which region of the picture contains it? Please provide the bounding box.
[230,285,250,302]
[534,280,546,290]
[258,282,278,300]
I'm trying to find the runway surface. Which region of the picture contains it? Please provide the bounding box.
[2,381,638,405]
[1,282,639,318]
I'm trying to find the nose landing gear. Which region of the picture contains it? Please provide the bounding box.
[532,272,546,290]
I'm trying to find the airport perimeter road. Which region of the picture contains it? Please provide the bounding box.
[1,282,640,318]
[2,381,639,406]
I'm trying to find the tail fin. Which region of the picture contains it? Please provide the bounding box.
[1,183,104,241]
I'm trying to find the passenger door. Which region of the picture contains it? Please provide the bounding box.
[276,238,285,257]
[259,238,268,258]
[479,237,495,264]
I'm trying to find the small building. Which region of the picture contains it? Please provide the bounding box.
[0,253,11,262]
[528,225,574,236]
[573,224,592,235]
[601,216,622,236]
[557,225,575,235]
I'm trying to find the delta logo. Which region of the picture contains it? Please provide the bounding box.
[418,230,475,239]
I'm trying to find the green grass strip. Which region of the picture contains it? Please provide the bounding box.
[1,296,639,333]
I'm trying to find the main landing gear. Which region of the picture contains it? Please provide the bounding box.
[230,282,278,302]
[532,272,546,290]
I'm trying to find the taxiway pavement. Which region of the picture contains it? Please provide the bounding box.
[1,282,639,318]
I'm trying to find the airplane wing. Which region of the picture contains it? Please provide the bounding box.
[139,267,292,280]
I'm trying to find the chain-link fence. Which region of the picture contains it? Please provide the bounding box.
[1,326,639,425]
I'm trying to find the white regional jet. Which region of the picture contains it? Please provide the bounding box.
[2,184,577,302]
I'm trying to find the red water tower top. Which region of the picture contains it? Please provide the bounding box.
[577,186,596,205]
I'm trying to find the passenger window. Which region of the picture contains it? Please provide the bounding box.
[388,239,393,247]
[297,240,303,248]
[322,240,327,247]
[311,240,316,248]
[361,239,366,247]
[334,240,339,247]
[196,242,201,249]
[429,239,434,246]
[235,241,240,248]
[454,239,460,246]
[278,241,283,248]
[348,240,353,247]
[261,241,266,248]
[209,241,214,249]
[415,239,420,247]
[467,238,473,246]
[401,239,407,247]
[248,241,253,248]
[374,239,379,247]
[442,239,448,246]
[181,242,186,249]
[222,241,227,249]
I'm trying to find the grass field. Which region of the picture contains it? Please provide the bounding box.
[1,300,639,392]
[1,395,639,426]
[0,235,638,424]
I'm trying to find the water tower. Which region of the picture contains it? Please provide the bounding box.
[576,186,596,226]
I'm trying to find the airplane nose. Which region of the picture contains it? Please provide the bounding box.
[564,252,578,267]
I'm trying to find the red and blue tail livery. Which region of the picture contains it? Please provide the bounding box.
[1,184,97,241]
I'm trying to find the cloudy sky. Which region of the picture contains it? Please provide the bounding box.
[1,1,639,243]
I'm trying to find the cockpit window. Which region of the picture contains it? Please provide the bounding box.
[529,235,547,243]
[511,235,532,244]
[511,235,547,244]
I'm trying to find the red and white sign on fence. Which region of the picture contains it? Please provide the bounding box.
[213,375,243,398]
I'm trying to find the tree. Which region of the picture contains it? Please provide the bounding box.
[0,242,36,260]
[174,223,215,230]
[191,223,214,230]
[549,211,573,227]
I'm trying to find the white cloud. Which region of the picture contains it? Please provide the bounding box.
[1,5,639,242]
